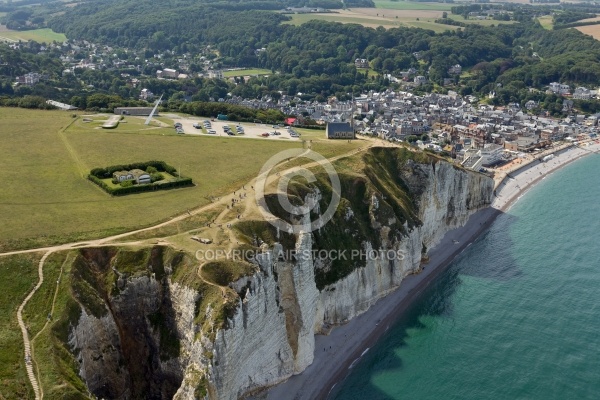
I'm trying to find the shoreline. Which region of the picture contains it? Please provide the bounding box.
[265,141,600,400]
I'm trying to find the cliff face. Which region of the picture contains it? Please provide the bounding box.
[60,148,493,399]
[206,151,493,398]
[315,160,491,325]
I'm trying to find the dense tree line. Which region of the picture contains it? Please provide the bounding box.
[4,0,600,114]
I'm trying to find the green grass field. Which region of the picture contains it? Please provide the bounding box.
[284,13,401,28]
[284,13,452,32]
[447,14,516,26]
[0,109,319,251]
[373,0,452,11]
[0,253,41,399]
[0,28,66,43]
[537,15,554,30]
[222,68,272,77]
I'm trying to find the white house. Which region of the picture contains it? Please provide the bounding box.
[525,100,538,110]
[549,82,570,95]
[414,76,427,86]
[448,64,462,75]
[354,58,369,68]
[573,87,592,100]
[139,88,154,101]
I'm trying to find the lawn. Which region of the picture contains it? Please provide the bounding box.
[222,68,273,77]
[0,28,66,43]
[0,108,307,251]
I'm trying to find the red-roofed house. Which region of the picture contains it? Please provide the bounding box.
[285,117,298,126]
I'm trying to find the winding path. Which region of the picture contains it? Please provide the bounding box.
[16,250,53,400]
[3,136,385,397]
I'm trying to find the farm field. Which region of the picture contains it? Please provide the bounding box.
[222,68,272,77]
[0,108,303,251]
[575,24,600,41]
[575,14,600,24]
[372,0,451,11]
[447,13,516,26]
[0,28,66,43]
[285,10,452,32]
[285,7,514,31]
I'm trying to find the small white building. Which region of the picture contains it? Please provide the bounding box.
[549,82,570,95]
[573,87,592,100]
[157,68,178,79]
[208,70,224,79]
[448,64,462,75]
[139,88,154,101]
[414,76,427,86]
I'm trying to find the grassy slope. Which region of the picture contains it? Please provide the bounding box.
[537,15,554,30]
[0,109,303,250]
[0,253,41,399]
[0,28,66,43]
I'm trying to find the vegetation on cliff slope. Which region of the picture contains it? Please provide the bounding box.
[236,146,440,289]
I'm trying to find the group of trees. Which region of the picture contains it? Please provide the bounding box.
[4,0,600,115]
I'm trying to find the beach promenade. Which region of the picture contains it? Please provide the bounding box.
[265,140,600,400]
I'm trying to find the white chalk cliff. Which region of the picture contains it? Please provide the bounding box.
[205,158,493,399]
[64,153,493,400]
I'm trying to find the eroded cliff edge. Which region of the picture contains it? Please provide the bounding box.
[52,147,493,399]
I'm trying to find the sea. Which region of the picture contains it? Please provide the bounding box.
[333,154,600,400]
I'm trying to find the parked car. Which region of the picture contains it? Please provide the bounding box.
[193,123,201,129]
[208,129,216,134]
[174,122,182,128]
[261,132,270,137]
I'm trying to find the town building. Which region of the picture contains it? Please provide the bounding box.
[326,122,354,139]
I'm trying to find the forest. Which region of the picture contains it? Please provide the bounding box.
[2,0,600,113]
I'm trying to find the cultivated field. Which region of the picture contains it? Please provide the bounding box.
[285,10,451,32]
[0,109,362,251]
[285,6,514,31]
[575,24,600,41]
[372,0,451,11]
[0,28,66,43]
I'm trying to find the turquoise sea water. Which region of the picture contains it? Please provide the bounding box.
[333,154,600,400]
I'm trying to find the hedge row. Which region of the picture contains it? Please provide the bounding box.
[90,160,177,179]
[89,175,193,196]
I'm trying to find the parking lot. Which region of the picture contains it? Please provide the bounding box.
[173,116,301,141]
